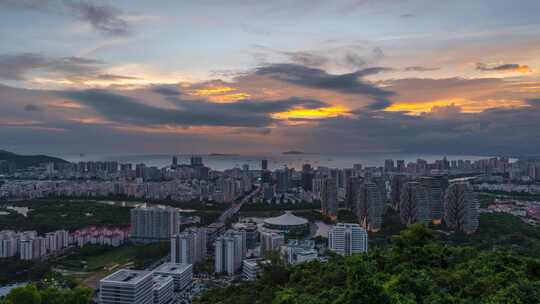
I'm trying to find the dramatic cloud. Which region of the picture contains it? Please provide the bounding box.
[288,98,540,155]
[476,63,532,73]
[60,89,329,128]
[255,64,395,107]
[0,0,130,36]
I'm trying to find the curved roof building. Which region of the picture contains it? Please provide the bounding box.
[263,211,309,234]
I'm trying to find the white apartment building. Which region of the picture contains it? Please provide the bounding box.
[214,230,246,275]
[170,227,206,265]
[328,223,368,256]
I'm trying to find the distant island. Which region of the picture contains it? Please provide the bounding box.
[282,150,306,155]
[208,153,240,157]
[0,150,69,169]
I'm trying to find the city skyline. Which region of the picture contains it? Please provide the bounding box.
[2,1,540,156]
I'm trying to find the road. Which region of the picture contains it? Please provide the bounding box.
[216,186,260,224]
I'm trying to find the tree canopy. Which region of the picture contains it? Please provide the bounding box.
[195,224,540,304]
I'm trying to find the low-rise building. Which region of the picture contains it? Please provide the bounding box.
[152,275,174,304]
[100,269,154,304]
[153,262,193,291]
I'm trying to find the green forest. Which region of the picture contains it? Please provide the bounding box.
[195,224,540,304]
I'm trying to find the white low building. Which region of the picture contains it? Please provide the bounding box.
[152,275,174,304]
[153,262,193,291]
[100,269,154,304]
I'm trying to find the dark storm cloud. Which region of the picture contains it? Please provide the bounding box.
[61,89,329,128]
[476,63,531,72]
[404,66,440,72]
[151,85,182,96]
[0,0,130,36]
[255,63,395,105]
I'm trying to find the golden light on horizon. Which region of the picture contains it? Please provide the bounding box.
[272,105,350,120]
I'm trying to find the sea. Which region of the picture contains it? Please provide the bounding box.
[59,152,493,171]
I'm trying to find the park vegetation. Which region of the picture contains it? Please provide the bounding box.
[0,200,131,233]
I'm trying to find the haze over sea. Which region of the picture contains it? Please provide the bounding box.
[60,153,493,171]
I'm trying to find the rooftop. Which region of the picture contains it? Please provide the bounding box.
[153,262,192,274]
[153,275,174,290]
[264,211,308,226]
[101,269,152,285]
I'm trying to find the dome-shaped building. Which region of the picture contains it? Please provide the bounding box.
[263,211,309,235]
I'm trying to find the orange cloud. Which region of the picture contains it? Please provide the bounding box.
[207,93,251,102]
[186,85,251,102]
[190,86,235,96]
[385,98,527,115]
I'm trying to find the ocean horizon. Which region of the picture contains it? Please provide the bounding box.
[59,152,495,171]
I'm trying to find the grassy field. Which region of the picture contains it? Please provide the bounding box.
[54,242,169,289]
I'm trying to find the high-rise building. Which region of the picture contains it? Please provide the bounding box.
[261,159,268,171]
[190,156,203,167]
[171,227,207,264]
[357,182,384,232]
[420,176,447,224]
[399,182,430,226]
[328,223,368,256]
[172,156,178,168]
[321,178,338,218]
[19,239,34,260]
[397,160,406,172]
[384,159,395,172]
[444,182,479,234]
[301,164,314,192]
[390,175,407,211]
[130,207,180,242]
[214,230,246,275]
[276,168,289,193]
[100,269,154,304]
[345,177,362,212]
[260,231,284,254]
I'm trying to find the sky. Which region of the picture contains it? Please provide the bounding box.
[1,0,540,156]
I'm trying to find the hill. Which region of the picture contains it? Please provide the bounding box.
[0,150,69,169]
